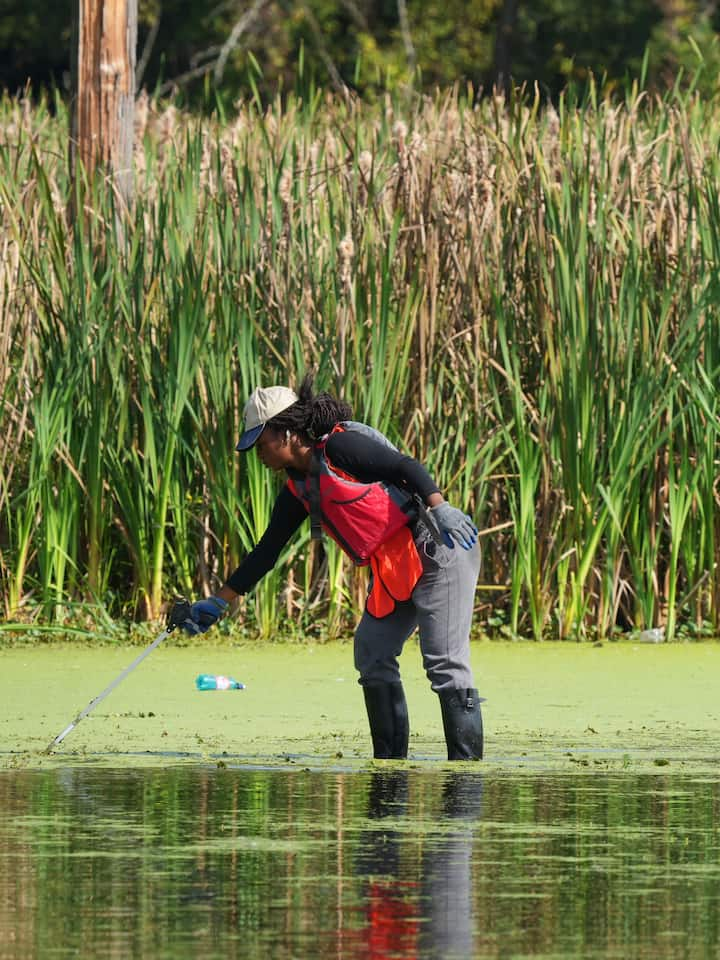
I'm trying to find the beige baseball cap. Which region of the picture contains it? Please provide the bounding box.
[236,385,299,451]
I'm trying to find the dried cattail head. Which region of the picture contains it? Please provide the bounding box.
[157,105,178,146]
[264,112,277,138]
[338,233,354,262]
[279,166,293,205]
[442,108,461,143]
[20,94,31,129]
[302,283,315,315]
[478,175,493,206]
[134,89,149,141]
[358,150,373,177]
[220,142,239,212]
[649,157,662,197]
[309,140,320,175]
[338,233,354,288]
[229,110,247,147]
[393,120,408,146]
[448,169,464,205]
[409,131,425,157]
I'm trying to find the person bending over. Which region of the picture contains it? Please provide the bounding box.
[184,375,484,760]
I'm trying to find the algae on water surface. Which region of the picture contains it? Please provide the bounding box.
[2,639,719,771]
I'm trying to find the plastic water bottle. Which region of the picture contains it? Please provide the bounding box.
[195,674,245,691]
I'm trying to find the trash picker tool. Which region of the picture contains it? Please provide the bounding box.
[44,598,194,754]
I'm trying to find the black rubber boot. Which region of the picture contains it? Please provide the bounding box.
[362,682,410,759]
[438,688,484,760]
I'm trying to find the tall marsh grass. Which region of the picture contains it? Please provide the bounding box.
[0,80,718,640]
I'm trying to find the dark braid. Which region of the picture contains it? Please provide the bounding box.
[266,374,352,442]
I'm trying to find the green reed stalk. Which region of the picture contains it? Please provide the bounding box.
[491,305,547,640]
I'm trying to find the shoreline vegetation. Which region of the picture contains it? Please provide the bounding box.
[1,78,718,643]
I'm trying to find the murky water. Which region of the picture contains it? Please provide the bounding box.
[2,767,720,959]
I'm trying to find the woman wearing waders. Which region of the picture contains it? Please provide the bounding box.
[184,376,484,760]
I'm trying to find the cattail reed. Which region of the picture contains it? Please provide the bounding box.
[0,79,718,641]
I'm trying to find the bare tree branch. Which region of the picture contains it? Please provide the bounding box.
[297,0,349,96]
[153,0,352,100]
[397,0,416,75]
[156,61,215,96]
[154,1,265,96]
[191,45,223,69]
[136,4,162,90]
[214,0,268,84]
[338,0,369,32]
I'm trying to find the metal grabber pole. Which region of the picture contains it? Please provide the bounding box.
[44,598,194,754]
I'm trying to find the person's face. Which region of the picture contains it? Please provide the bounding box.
[254,427,295,471]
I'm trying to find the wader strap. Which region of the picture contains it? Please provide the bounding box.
[413,495,444,545]
[308,453,323,541]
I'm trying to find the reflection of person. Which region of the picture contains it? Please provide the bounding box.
[183,375,484,760]
[354,772,420,958]
[353,771,483,960]
[420,773,483,957]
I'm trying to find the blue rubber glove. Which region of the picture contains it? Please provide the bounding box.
[429,502,478,550]
[182,596,229,635]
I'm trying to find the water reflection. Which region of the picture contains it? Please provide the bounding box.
[351,771,420,957]
[349,771,483,959]
[1,765,719,959]
[423,774,483,958]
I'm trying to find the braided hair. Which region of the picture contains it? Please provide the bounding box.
[266,374,352,443]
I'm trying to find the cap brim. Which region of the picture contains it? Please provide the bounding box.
[236,424,265,451]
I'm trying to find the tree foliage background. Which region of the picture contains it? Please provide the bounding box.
[1,0,720,102]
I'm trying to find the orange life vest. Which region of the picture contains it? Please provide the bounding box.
[286,422,423,617]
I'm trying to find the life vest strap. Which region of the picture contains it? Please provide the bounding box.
[307,453,323,541]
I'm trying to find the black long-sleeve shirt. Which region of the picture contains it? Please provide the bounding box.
[225,427,440,595]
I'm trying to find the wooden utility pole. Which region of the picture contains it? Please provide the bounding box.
[73,0,137,204]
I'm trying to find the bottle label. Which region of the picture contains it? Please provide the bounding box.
[215,675,232,690]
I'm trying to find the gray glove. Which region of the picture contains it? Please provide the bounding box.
[429,502,478,550]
